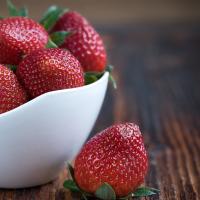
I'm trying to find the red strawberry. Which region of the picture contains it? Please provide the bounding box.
[0,17,48,65]
[51,11,107,72]
[0,64,27,114]
[17,48,84,98]
[74,123,148,197]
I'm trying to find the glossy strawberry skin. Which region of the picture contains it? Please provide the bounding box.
[0,64,27,114]
[51,11,107,72]
[17,48,84,98]
[0,17,48,65]
[74,123,148,197]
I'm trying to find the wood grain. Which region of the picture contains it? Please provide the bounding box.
[0,23,200,199]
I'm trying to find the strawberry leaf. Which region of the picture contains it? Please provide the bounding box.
[40,6,68,31]
[6,65,17,72]
[39,6,59,24]
[95,183,116,200]
[118,194,132,200]
[65,164,92,200]
[66,163,85,193]
[84,72,103,85]
[67,163,75,181]
[7,0,19,16]
[133,187,160,197]
[40,6,57,23]
[0,15,4,19]
[50,31,71,46]
[84,75,98,85]
[85,71,103,78]
[46,38,58,48]
[7,0,28,17]
[18,7,28,17]
[84,68,117,89]
[63,180,80,193]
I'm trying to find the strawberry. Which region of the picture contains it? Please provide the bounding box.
[51,11,107,72]
[74,122,148,197]
[0,17,48,65]
[0,64,27,114]
[17,48,84,98]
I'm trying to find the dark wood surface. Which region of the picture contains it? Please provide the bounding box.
[0,23,200,199]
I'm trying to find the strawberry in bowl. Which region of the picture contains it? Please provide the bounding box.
[0,64,27,114]
[50,11,107,72]
[0,17,48,65]
[17,48,84,98]
[0,1,111,188]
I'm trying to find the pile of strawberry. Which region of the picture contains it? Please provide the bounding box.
[0,1,111,114]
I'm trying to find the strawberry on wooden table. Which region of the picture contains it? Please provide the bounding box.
[17,48,84,98]
[50,11,107,72]
[0,64,27,114]
[75,123,148,197]
[0,17,48,65]
[64,123,159,199]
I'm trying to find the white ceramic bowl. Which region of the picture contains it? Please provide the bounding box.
[0,72,109,188]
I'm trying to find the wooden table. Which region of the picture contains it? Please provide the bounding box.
[0,23,200,200]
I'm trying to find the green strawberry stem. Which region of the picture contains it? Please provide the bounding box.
[63,164,159,200]
[105,65,117,89]
[7,0,28,17]
[45,31,71,47]
[109,74,117,89]
[50,31,71,46]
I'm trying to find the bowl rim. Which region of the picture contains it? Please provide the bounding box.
[0,72,109,118]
